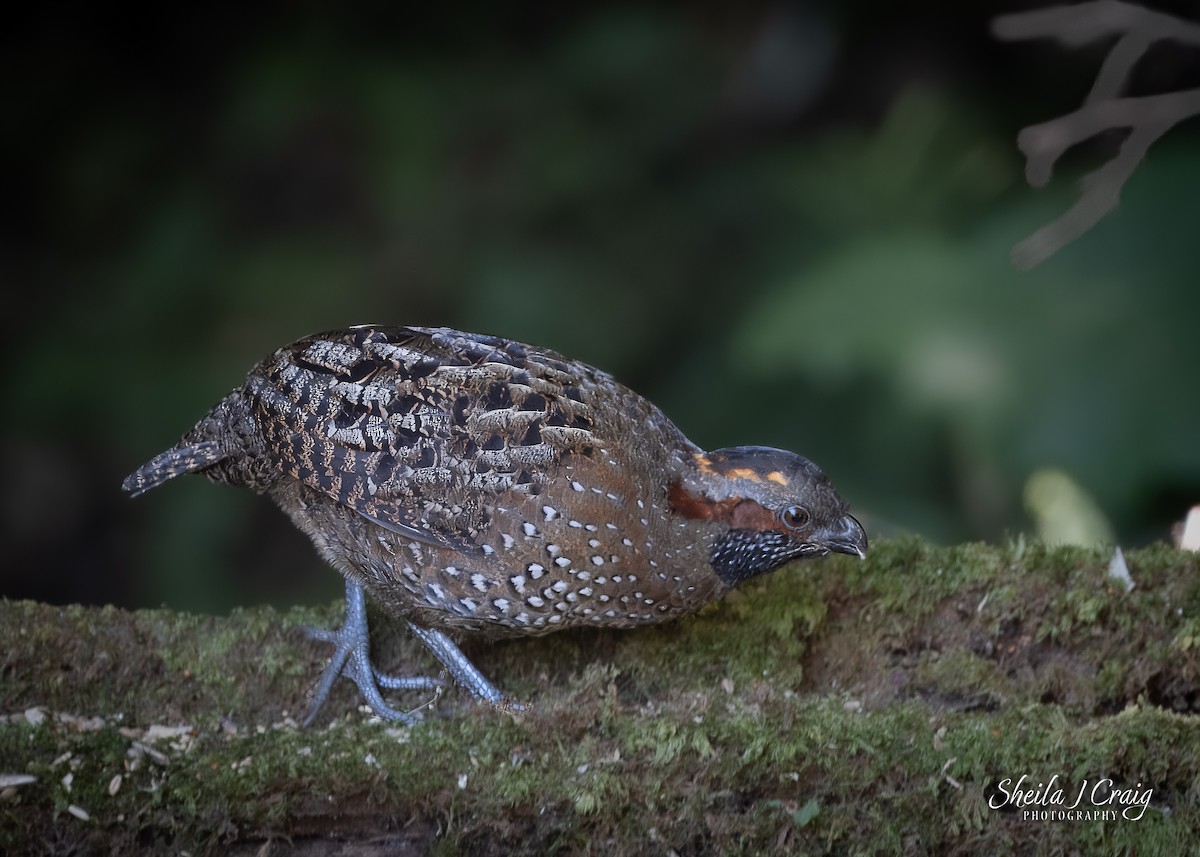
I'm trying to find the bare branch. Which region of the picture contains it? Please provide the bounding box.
[1013,120,1169,268]
[994,2,1200,269]
[1018,89,1200,187]
[993,1,1200,49]
[1088,31,1152,102]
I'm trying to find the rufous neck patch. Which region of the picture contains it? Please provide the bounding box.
[668,482,778,531]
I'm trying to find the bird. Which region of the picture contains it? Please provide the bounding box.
[123,325,867,724]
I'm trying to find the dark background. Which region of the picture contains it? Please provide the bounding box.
[3,2,1198,613]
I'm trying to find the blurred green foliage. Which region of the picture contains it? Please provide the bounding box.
[3,4,1198,611]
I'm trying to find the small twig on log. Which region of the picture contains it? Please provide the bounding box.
[993,1,1200,269]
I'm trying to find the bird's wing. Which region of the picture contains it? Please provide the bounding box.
[247,325,622,553]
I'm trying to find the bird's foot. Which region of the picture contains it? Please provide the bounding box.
[406,622,527,715]
[302,580,446,726]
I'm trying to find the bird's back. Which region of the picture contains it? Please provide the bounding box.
[238,326,693,551]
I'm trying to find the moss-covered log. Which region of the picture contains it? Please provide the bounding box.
[2,539,1198,855]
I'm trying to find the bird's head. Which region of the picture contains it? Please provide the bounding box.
[669,446,867,586]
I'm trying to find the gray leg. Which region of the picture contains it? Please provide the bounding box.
[407,623,524,711]
[302,579,445,726]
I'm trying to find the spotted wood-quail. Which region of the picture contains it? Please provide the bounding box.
[124,325,867,723]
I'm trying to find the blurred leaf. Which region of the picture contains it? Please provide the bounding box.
[1024,468,1116,546]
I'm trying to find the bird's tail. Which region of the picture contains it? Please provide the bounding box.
[121,441,226,498]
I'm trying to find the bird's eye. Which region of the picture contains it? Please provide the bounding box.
[781,506,810,530]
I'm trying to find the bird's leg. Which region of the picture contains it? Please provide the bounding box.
[406,623,526,713]
[302,579,445,726]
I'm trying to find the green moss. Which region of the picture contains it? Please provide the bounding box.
[913,647,1014,709]
[2,539,1198,854]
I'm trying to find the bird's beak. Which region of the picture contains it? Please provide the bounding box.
[820,514,868,559]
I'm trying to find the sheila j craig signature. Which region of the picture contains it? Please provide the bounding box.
[990,775,1152,821]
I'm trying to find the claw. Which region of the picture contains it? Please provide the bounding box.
[406,622,527,714]
[304,579,525,725]
[302,580,445,726]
